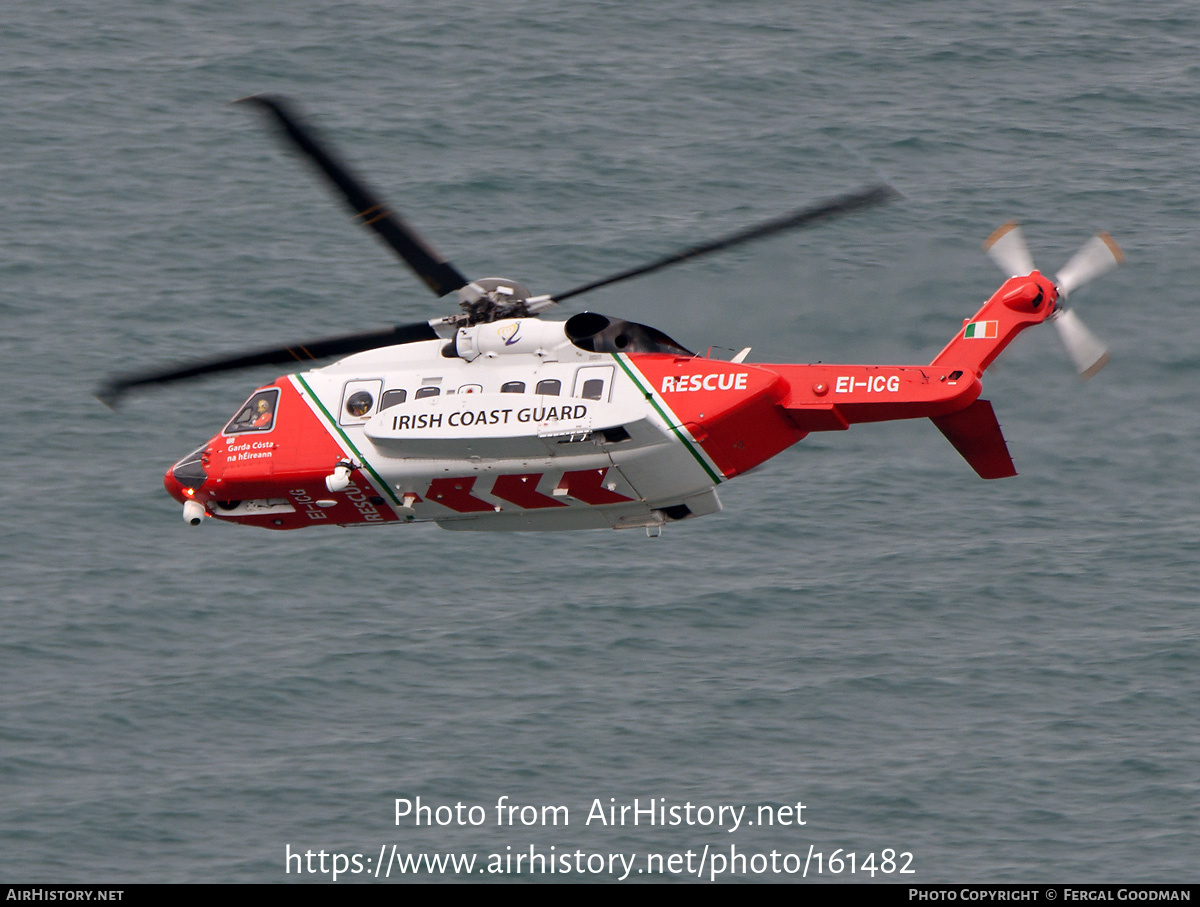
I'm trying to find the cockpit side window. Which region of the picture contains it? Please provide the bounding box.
[223,388,280,435]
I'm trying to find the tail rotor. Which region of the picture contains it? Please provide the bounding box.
[984,223,1123,379]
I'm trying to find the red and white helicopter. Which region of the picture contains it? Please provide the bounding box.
[100,96,1123,534]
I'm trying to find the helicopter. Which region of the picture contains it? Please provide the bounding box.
[99,95,1123,534]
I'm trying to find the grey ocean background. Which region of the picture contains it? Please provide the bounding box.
[3,0,1198,883]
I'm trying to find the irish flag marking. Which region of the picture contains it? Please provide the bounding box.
[964,320,998,339]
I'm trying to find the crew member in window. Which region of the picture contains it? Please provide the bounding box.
[252,398,273,428]
[346,391,374,417]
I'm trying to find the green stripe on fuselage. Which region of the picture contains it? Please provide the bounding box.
[612,354,722,485]
[293,373,402,506]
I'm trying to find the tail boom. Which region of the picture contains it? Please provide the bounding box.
[769,364,982,430]
[767,272,1057,477]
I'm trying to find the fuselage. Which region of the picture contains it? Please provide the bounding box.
[165,316,765,531]
[163,272,1059,532]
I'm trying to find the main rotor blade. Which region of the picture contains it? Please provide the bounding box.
[551,184,899,304]
[237,95,469,297]
[97,320,441,406]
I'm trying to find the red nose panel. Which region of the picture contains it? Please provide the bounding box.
[179,377,401,529]
[163,467,187,505]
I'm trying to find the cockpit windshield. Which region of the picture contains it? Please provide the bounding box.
[223,388,280,434]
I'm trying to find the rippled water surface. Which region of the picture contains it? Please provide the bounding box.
[2,0,1198,883]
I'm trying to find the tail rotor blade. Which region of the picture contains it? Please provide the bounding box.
[1055,232,1123,297]
[983,221,1035,277]
[1052,308,1110,379]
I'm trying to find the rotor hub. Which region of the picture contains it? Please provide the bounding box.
[459,277,535,325]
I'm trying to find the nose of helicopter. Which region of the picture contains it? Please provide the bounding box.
[163,466,188,505]
[165,443,211,505]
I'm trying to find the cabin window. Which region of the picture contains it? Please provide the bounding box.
[501,381,525,394]
[458,384,483,395]
[535,379,561,396]
[380,389,407,410]
[573,365,613,402]
[415,386,441,399]
[223,388,280,435]
[580,379,605,400]
[345,391,374,417]
[338,379,383,425]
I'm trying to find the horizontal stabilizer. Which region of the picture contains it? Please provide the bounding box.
[930,399,1017,479]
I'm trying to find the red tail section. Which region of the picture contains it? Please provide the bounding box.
[930,271,1058,376]
[765,272,1058,478]
[922,270,1058,477]
[930,399,1016,479]
[634,273,1058,481]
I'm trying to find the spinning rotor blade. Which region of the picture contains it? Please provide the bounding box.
[237,95,469,297]
[983,221,1035,277]
[1051,308,1110,379]
[550,184,899,304]
[1055,232,1123,297]
[980,224,1121,379]
[1049,232,1122,378]
[97,320,441,406]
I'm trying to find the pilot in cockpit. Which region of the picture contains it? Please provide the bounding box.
[251,397,273,428]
